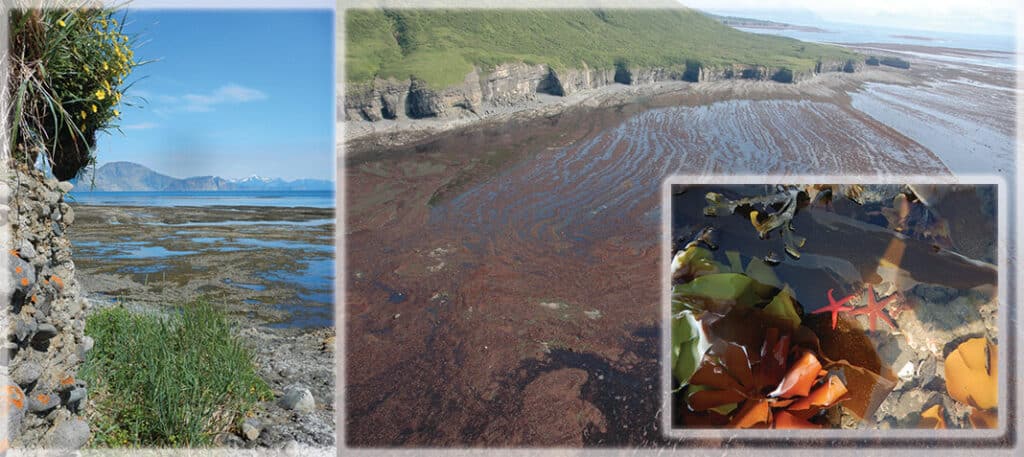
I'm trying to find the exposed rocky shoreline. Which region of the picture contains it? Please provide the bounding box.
[340,43,938,152]
[343,58,865,123]
[66,204,337,451]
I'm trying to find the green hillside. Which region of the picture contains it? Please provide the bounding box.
[345,9,859,89]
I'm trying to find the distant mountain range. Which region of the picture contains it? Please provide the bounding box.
[71,162,333,192]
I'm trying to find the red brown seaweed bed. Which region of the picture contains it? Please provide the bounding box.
[345,76,1003,445]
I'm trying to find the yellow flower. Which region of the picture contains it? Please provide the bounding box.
[95,90,105,101]
[103,62,109,71]
[83,64,90,73]
[79,111,86,120]
[114,110,120,117]
[91,105,97,113]
[80,124,85,131]
[57,19,66,27]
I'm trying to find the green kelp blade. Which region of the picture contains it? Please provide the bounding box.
[673,310,711,387]
[726,250,744,273]
[763,286,802,329]
[673,273,761,310]
[745,257,783,297]
[672,245,723,279]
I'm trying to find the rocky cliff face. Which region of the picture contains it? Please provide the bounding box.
[343,58,868,123]
[2,165,91,450]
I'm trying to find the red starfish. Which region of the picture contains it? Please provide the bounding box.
[849,285,899,331]
[812,289,858,330]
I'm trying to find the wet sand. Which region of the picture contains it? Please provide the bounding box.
[343,45,1015,446]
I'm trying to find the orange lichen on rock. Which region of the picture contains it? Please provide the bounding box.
[50,275,64,290]
[36,394,49,403]
[20,277,29,287]
[4,384,25,410]
[61,376,75,386]
[919,404,946,429]
[944,337,997,410]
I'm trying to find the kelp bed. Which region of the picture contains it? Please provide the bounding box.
[670,184,999,430]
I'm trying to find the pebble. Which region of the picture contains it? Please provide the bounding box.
[897,361,915,382]
[57,181,74,193]
[44,419,89,449]
[280,384,316,413]
[34,323,59,341]
[11,361,43,386]
[19,239,37,259]
[242,418,262,441]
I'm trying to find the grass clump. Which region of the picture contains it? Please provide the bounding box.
[7,4,144,180]
[346,8,860,89]
[79,301,272,447]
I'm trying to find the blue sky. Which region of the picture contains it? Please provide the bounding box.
[95,9,334,181]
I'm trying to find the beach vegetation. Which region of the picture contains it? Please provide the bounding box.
[79,301,271,447]
[7,4,144,180]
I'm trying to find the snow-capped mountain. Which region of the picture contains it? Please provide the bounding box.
[72,162,333,192]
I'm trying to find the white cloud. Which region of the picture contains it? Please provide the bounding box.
[122,122,159,130]
[181,84,268,112]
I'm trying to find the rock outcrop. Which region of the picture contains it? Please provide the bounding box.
[343,58,868,122]
[2,164,91,450]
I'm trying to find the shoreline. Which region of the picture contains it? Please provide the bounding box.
[69,203,337,449]
[340,41,1013,153]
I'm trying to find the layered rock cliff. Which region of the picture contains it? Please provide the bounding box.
[343,58,865,122]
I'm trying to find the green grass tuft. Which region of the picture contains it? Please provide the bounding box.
[79,301,272,447]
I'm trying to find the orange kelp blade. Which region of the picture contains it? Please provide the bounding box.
[774,410,821,429]
[688,388,747,412]
[787,375,848,414]
[728,399,771,429]
[919,404,946,429]
[945,337,998,410]
[689,360,744,393]
[969,408,998,429]
[770,351,822,399]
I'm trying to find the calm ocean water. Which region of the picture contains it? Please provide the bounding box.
[734,22,1017,69]
[67,190,335,208]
